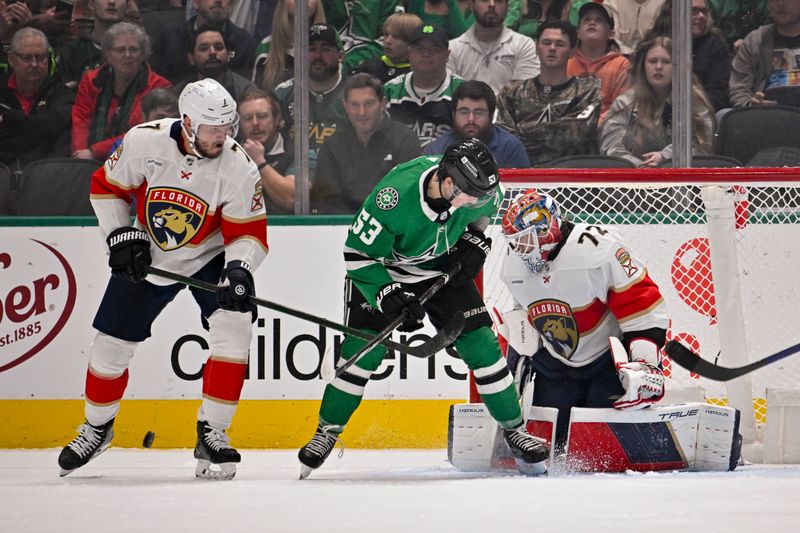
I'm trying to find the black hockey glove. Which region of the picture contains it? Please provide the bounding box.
[376,282,426,332]
[445,229,492,280]
[217,261,256,313]
[106,226,151,283]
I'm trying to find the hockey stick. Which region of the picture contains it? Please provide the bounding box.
[664,339,800,382]
[322,263,465,382]
[147,266,450,358]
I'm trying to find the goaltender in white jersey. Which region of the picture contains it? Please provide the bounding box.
[501,216,669,368]
[497,189,669,451]
[59,79,268,481]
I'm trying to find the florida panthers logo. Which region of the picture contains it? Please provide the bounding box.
[527,299,579,360]
[146,187,208,251]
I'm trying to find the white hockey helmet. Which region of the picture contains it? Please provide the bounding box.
[178,78,239,156]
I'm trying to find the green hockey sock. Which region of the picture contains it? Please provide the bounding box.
[455,327,523,429]
[318,331,387,428]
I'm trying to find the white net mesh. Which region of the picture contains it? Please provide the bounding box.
[482,170,800,426]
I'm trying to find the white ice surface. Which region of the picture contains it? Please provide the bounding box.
[1,449,799,533]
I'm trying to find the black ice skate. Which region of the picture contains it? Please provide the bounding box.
[298,425,343,480]
[58,419,115,477]
[503,424,549,476]
[194,421,240,480]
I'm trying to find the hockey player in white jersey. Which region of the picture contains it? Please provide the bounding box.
[498,189,669,452]
[58,79,268,479]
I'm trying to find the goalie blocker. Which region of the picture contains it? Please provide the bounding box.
[448,402,742,473]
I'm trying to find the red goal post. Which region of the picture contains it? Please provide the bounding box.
[477,166,800,450]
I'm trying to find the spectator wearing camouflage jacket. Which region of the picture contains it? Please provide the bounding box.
[496,20,601,166]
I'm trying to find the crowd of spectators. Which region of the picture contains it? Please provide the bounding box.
[0,0,793,216]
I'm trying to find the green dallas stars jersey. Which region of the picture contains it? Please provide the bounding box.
[344,155,502,308]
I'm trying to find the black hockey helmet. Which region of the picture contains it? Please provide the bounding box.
[438,138,500,206]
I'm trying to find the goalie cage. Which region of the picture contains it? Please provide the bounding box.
[472,166,800,464]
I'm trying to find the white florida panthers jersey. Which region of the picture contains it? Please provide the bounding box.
[89,119,268,284]
[501,223,669,367]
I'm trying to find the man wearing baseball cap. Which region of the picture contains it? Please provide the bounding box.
[274,23,348,161]
[384,24,465,148]
[310,22,344,51]
[568,0,631,124]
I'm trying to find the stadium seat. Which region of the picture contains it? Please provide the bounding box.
[716,106,800,165]
[659,155,743,168]
[0,162,12,215]
[764,86,800,107]
[543,155,636,168]
[13,158,103,216]
[746,146,800,167]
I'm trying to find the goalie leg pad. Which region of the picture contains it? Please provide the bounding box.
[448,403,499,471]
[566,403,741,472]
[448,404,558,472]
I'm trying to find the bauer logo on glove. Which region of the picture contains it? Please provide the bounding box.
[217,261,256,314]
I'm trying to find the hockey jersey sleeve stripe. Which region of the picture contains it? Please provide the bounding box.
[615,297,666,325]
[343,247,375,263]
[221,216,268,250]
[608,273,664,322]
[89,166,144,239]
[89,165,138,197]
[572,298,608,335]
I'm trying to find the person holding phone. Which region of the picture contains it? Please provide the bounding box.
[0,1,33,43]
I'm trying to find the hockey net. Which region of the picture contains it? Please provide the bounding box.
[480,167,800,443]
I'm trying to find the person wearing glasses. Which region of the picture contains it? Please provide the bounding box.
[57,0,130,89]
[0,26,74,167]
[424,80,530,167]
[71,22,170,160]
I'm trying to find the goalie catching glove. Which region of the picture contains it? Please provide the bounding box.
[610,337,665,410]
[376,282,426,332]
[107,226,151,283]
[217,261,256,313]
[444,229,492,280]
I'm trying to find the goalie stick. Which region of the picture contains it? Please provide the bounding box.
[321,262,465,382]
[664,339,800,381]
[147,267,453,358]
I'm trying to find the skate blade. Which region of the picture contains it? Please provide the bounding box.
[59,467,76,478]
[514,458,548,477]
[195,459,237,480]
[299,464,314,480]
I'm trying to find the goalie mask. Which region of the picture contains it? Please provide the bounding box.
[438,138,499,207]
[178,78,239,157]
[501,189,562,273]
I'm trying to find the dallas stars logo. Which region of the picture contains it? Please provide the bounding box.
[337,1,372,53]
[375,187,399,210]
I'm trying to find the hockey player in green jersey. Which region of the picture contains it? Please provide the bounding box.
[298,138,549,478]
